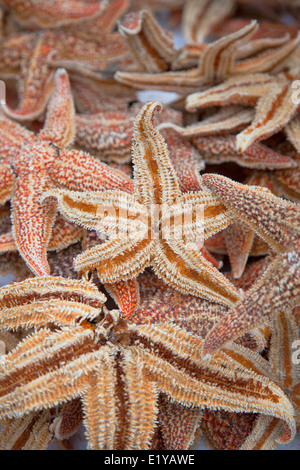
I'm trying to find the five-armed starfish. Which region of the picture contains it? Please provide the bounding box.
[0,67,134,276]
[44,101,242,306]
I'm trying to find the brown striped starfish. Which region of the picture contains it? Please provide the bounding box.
[0,276,296,450]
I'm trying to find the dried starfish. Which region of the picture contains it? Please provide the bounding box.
[118,9,176,73]
[0,410,53,450]
[201,174,300,358]
[155,396,202,450]
[0,213,83,256]
[190,134,296,170]
[44,101,241,306]
[1,27,130,121]
[0,281,296,449]
[115,20,258,94]
[209,172,282,279]
[0,0,105,29]
[186,68,300,152]
[0,68,134,275]
[49,399,83,443]
[202,307,300,449]
[116,18,300,95]
[159,106,255,139]
[70,75,137,114]
[74,103,182,163]
[180,0,296,43]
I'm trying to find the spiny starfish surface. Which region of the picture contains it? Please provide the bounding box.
[0,67,134,276]
[44,101,242,306]
[186,68,300,152]
[200,174,300,358]
[116,16,300,95]
[74,103,182,163]
[0,28,130,121]
[0,0,106,29]
[0,277,296,449]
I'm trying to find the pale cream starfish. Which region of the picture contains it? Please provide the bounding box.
[43,101,242,306]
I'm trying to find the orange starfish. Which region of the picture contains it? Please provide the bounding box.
[74,103,182,163]
[0,0,131,121]
[0,68,134,276]
[0,0,105,29]
[186,67,300,152]
[116,16,299,95]
[44,101,241,306]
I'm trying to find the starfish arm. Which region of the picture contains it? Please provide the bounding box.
[132,101,180,206]
[0,160,15,205]
[201,251,300,358]
[115,68,207,95]
[115,20,260,92]
[0,230,16,254]
[223,222,255,279]
[185,73,274,112]
[192,135,297,170]
[2,32,55,121]
[2,0,104,29]
[178,190,234,239]
[235,32,300,74]
[11,145,59,276]
[104,279,140,319]
[47,31,130,79]
[0,115,35,159]
[47,215,84,251]
[200,408,256,450]
[38,68,75,148]
[134,322,296,444]
[75,111,134,162]
[240,415,293,450]
[42,187,144,234]
[182,0,234,43]
[159,107,254,138]
[152,239,242,306]
[0,217,84,255]
[202,173,300,251]
[236,80,299,151]
[0,300,102,332]
[157,396,202,450]
[132,271,229,338]
[71,75,137,114]
[49,149,134,193]
[0,411,53,450]
[76,0,130,36]
[49,399,82,442]
[160,128,205,193]
[118,9,175,73]
[275,165,300,202]
[196,20,258,83]
[74,236,154,281]
[268,310,300,391]
[0,275,106,310]
[285,116,300,152]
[82,346,157,450]
[0,328,97,420]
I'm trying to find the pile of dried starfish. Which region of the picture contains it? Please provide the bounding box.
[0,0,299,451]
